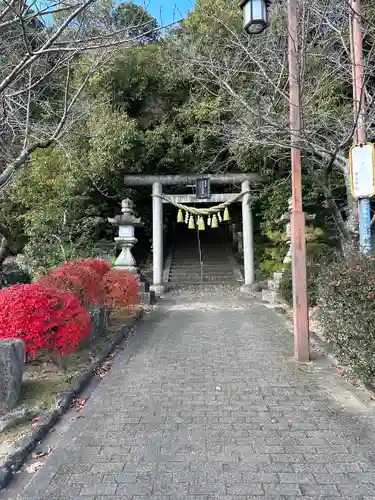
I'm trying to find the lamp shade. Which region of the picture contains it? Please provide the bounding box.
[240,0,269,35]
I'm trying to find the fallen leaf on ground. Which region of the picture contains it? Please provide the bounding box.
[94,360,112,379]
[71,414,86,420]
[26,462,43,473]
[31,451,48,459]
[72,397,89,412]
[31,416,40,426]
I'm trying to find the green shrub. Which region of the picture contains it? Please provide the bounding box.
[279,243,337,307]
[279,265,293,304]
[256,229,287,279]
[316,251,375,383]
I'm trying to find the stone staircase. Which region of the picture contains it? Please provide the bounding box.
[167,226,242,286]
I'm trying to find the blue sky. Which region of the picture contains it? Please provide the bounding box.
[135,0,194,25]
[38,0,193,26]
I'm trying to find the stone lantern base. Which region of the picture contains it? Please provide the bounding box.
[114,237,138,273]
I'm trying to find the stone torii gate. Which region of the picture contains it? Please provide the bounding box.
[123,173,262,295]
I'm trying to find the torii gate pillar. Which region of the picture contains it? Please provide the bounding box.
[151,181,165,296]
[240,180,255,292]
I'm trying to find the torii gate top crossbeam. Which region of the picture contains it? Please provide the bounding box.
[123,173,262,186]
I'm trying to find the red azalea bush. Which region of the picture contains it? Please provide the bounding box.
[78,258,111,278]
[103,269,139,310]
[0,283,91,355]
[38,261,105,307]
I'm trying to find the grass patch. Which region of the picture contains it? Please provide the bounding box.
[20,378,71,408]
[2,421,31,444]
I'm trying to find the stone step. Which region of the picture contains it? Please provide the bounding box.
[172,258,231,261]
[170,266,234,270]
[169,266,234,274]
[170,274,237,278]
[171,272,235,276]
[168,281,239,285]
[171,261,232,265]
[169,279,239,284]
[173,251,230,255]
[174,245,230,249]
[168,243,239,285]
[175,249,229,251]
[170,265,234,270]
[169,274,235,278]
[173,252,229,254]
[173,257,229,260]
[170,271,235,276]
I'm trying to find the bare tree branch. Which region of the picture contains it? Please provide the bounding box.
[0,0,182,189]
[168,0,375,241]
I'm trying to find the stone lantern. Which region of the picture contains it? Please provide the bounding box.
[108,199,154,305]
[108,198,143,274]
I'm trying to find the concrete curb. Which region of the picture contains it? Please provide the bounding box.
[0,310,144,491]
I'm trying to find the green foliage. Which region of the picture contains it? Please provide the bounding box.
[185,0,242,38]
[5,38,232,273]
[256,226,286,278]
[87,106,142,181]
[7,145,116,275]
[279,243,338,307]
[279,266,293,305]
[114,2,159,42]
[2,0,360,281]
[316,252,375,383]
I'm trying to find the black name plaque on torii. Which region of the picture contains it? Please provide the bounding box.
[196,178,211,199]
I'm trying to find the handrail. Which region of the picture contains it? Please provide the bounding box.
[196,226,204,283]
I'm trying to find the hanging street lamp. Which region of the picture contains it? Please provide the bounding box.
[239,0,270,35]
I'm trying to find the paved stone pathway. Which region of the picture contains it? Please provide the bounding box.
[4,288,375,499]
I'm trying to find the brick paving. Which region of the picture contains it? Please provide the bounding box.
[4,288,375,499]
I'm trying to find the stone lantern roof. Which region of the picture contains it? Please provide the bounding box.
[108,198,143,227]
